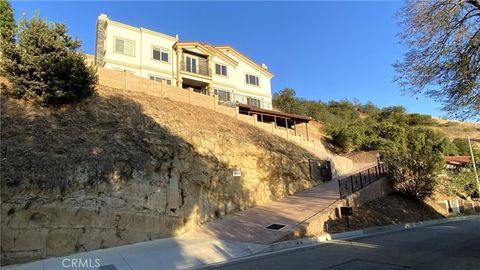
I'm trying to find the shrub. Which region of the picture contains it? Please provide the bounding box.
[331,124,365,152]
[363,122,406,151]
[407,113,436,126]
[1,13,97,105]
[382,128,447,200]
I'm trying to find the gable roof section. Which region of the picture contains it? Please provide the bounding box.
[214,45,273,78]
[175,41,238,67]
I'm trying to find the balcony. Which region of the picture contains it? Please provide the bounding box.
[180,60,211,77]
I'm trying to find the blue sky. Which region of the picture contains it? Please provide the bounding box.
[10,1,447,117]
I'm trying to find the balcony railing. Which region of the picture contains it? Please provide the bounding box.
[232,93,272,110]
[180,60,211,77]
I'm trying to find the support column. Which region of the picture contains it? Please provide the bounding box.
[294,121,297,136]
[207,56,214,96]
[305,122,310,141]
[285,117,289,138]
[176,48,183,88]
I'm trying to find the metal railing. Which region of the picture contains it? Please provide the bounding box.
[180,60,211,76]
[232,93,272,110]
[338,163,387,199]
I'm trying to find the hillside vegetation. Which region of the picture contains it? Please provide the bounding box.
[0,85,353,264]
[273,88,480,153]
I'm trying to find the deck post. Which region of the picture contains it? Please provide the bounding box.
[285,118,289,138]
[294,121,297,136]
[305,122,309,141]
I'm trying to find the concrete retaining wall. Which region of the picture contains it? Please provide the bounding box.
[280,177,393,241]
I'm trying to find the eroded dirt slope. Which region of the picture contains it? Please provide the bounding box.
[0,86,351,264]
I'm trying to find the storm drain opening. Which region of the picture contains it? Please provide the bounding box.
[99,265,118,270]
[265,223,286,230]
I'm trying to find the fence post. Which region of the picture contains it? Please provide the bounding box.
[338,180,342,199]
[235,106,239,118]
[124,71,127,91]
[367,168,372,185]
[359,172,363,189]
[350,175,354,193]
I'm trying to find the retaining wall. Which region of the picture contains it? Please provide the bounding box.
[280,177,393,241]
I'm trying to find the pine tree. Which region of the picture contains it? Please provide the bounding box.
[1,12,97,105]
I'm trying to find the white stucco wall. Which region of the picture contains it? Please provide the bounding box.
[98,15,273,109]
[102,19,177,83]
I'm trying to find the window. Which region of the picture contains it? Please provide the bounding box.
[247,97,261,108]
[114,38,135,56]
[245,74,259,86]
[152,47,169,62]
[214,89,231,102]
[215,64,228,76]
[149,75,172,85]
[185,56,197,73]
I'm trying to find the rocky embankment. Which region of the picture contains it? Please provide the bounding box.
[0,86,352,264]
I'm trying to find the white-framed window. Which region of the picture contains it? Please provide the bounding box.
[214,89,231,102]
[215,63,228,76]
[114,37,135,56]
[247,97,261,108]
[245,74,259,86]
[185,55,198,73]
[149,75,172,85]
[152,47,169,63]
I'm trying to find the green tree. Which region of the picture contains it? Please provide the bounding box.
[273,88,303,114]
[0,0,15,44]
[447,168,479,198]
[331,124,366,152]
[383,128,448,200]
[363,122,407,151]
[394,0,480,119]
[1,13,97,105]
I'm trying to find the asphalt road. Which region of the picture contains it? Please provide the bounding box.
[210,217,480,270]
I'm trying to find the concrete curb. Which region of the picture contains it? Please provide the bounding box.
[263,214,479,253]
[195,214,479,269]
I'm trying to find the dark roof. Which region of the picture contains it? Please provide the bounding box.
[238,104,311,123]
[444,156,471,165]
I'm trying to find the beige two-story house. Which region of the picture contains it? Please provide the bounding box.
[94,14,274,110]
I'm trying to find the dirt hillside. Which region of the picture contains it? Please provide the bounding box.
[0,86,351,264]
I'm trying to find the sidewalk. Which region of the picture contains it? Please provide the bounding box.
[5,163,375,270]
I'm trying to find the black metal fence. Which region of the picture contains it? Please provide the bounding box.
[338,163,387,199]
